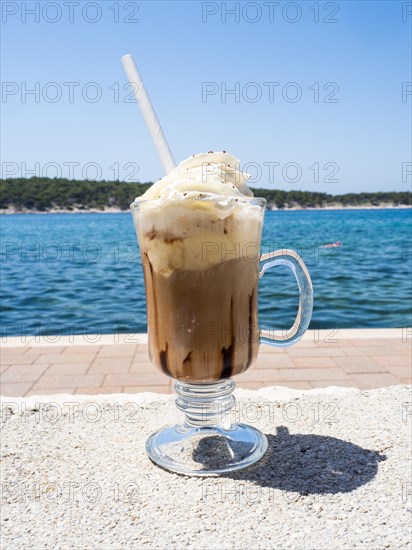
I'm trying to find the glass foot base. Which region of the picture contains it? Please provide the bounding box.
[146,423,268,476]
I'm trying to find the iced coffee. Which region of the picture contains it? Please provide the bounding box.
[131,152,265,383]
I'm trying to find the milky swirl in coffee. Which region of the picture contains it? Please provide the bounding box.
[133,152,263,274]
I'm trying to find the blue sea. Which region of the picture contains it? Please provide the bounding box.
[1,209,411,337]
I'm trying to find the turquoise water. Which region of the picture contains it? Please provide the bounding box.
[1,209,411,337]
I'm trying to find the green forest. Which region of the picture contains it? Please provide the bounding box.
[1,177,411,211]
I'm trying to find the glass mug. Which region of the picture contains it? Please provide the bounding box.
[131,196,313,475]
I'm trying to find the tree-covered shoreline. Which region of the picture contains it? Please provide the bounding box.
[1,177,411,212]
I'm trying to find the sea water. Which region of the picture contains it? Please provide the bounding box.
[1,209,411,337]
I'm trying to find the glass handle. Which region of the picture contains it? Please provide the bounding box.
[259,249,314,347]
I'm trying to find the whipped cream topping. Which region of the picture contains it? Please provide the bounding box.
[137,152,253,202]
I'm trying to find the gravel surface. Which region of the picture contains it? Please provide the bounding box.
[1,385,411,549]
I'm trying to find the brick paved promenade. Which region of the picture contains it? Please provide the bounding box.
[1,329,410,396]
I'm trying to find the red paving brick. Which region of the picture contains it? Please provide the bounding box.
[25,387,76,396]
[123,385,172,394]
[278,367,350,381]
[291,357,339,369]
[103,372,169,387]
[1,382,35,396]
[45,364,91,376]
[130,362,157,373]
[1,364,49,383]
[34,354,95,365]
[0,330,410,397]
[1,353,40,366]
[373,355,411,367]
[334,356,388,374]
[75,386,123,395]
[348,373,401,389]
[30,374,104,390]
[97,345,138,357]
[88,361,133,375]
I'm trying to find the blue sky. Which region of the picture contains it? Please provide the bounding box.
[1,0,411,193]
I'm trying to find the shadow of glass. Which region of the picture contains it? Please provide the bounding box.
[222,426,386,495]
[192,436,256,471]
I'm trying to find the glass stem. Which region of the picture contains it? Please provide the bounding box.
[174,380,236,428]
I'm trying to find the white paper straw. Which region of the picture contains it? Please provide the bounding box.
[121,54,176,174]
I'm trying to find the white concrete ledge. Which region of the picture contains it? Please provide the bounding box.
[1,385,410,549]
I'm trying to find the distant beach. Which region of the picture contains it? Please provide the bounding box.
[270,204,412,211]
[1,204,411,215]
[1,178,410,214]
[0,207,127,215]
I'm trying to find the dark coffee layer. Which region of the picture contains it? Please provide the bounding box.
[141,256,260,383]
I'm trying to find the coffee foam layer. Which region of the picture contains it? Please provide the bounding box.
[134,198,263,274]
